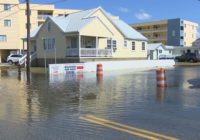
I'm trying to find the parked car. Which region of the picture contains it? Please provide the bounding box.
[7,54,23,64]
[175,52,200,62]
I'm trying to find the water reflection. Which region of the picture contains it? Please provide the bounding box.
[156,87,166,103]
[1,67,200,139]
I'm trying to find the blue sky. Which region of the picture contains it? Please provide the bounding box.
[20,0,200,36]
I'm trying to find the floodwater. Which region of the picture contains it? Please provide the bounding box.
[0,66,200,140]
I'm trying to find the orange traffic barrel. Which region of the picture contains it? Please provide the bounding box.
[96,64,103,77]
[156,68,167,88]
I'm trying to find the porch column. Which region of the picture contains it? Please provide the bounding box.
[23,40,25,54]
[78,35,81,57]
[96,36,98,56]
[0,51,1,63]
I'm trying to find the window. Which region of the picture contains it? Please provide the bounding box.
[4,20,11,27]
[132,41,135,50]
[4,4,11,11]
[48,22,51,32]
[142,42,145,50]
[169,50,172,53]
[180,36,184,39]
[43,38,55,50]
[112,40,117,52]
[0,35,7,42]
[180,26,184,30]
[124,40,127,47]
[159,50,162,53]
[107,39,112,49]
[172,30,175,36]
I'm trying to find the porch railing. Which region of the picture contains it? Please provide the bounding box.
[66,48,112,57]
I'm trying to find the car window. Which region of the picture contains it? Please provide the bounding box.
[11,55,18,57]
[10,54,22,57]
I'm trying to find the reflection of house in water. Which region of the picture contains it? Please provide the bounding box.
[0,71,40,124]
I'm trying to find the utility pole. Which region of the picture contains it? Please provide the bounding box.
[26,0,31,81]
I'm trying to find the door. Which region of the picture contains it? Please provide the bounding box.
[150,50,154,60]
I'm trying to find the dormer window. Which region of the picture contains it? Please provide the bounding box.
[48,22,51,32]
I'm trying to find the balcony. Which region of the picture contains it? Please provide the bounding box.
[38,15,51,20]
[66,48,112,57]
[137,28,167,33]
[148,37,167,41]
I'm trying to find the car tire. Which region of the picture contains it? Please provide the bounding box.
[8,60,13,65]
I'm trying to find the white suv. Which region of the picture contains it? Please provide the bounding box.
[7,54,23,64]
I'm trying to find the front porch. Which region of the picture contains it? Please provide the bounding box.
[65,35,113,58]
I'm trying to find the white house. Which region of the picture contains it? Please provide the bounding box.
[192,38,200,47]
[147,43,174,60]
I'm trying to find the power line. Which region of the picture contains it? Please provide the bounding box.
[0,0,26,14]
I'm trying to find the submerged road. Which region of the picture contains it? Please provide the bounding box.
[0,66,200,140]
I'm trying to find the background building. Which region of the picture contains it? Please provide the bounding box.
[131,18,198,47]
[0,0,79,62]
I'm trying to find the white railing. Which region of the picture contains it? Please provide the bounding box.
[66,48,112,57]
[18,54,27,65]
[30,52,37,61]
[18,52,37,65]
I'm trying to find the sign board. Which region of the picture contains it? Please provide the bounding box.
[49,63,85,75]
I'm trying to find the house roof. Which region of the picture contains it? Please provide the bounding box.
[164,45,174,49]
[148,43,163,50]
[148,43,175,50]
[30,7,148,41]
[30,24,42,38]
[49,8,98,32]
[112,19,147,41]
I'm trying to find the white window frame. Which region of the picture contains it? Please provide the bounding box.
[112,40,117,52]
[107,39,112,49]
[4,4,11,11]
[43,38,55,51]
[0,35,7,42]
[142,42,146,51]
[124,40,128,47]
[132,41,135,51]
[4,19,11,27]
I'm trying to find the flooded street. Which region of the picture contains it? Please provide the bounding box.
[0,66,200,140]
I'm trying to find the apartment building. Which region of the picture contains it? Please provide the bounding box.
[0,0,79,62]
[131,18,198,47]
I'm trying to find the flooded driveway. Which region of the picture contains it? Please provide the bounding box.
[0,66,200,140]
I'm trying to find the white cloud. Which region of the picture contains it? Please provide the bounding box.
[118,7,130,13]
[134,9,152,20]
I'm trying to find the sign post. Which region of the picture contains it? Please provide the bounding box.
[42,38,47,73]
